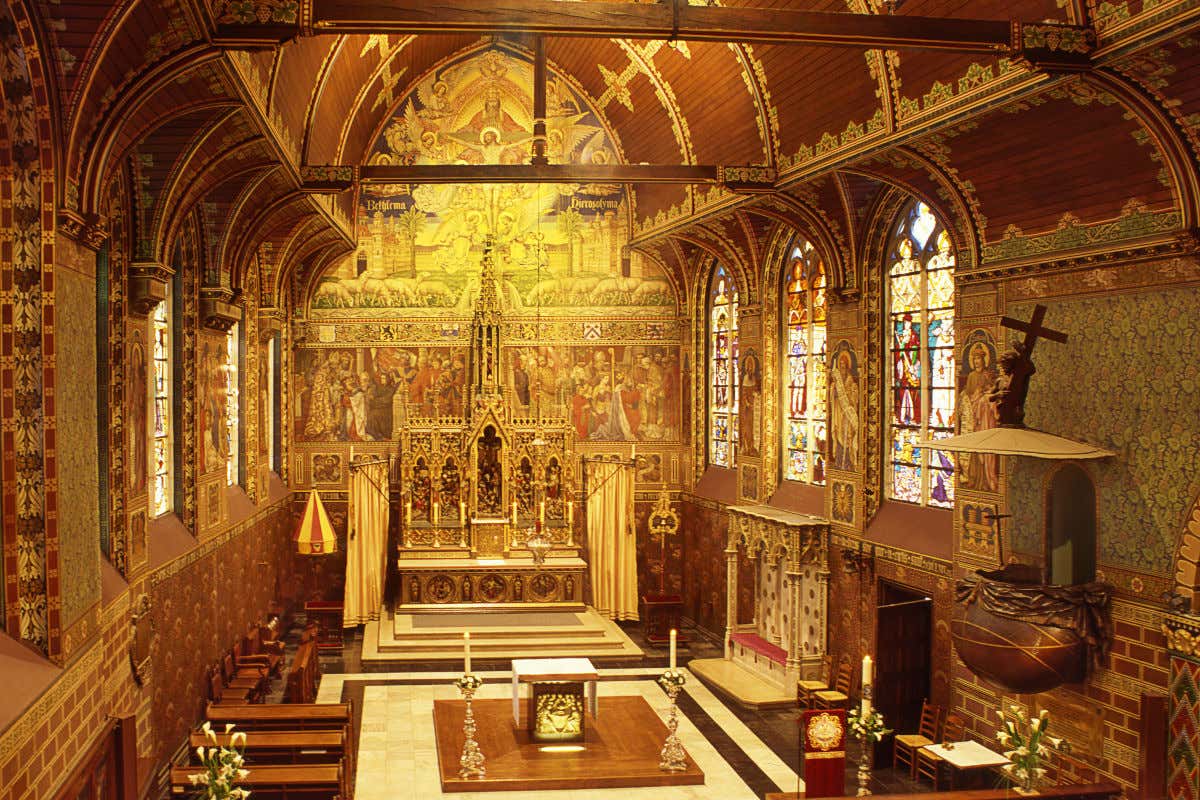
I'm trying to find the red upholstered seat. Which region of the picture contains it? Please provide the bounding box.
[730,632,787,665]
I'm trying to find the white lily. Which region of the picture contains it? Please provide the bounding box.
[231,731,247,748]
[196,746,207,762]
[225,723,236,734]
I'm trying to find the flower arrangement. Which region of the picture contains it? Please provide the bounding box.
[847,707,891,744]
[188,722,249,799]
[996,705,1067,793]
[657,669,687,692]
[455,674,484,692]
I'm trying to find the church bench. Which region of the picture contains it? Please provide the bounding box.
[206,701,354,731]
[188,729,346,765]
[170,762,345,799]
[284,641,320,704]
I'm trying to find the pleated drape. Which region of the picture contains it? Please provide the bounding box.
[587,461,638,621]
[343,461,389,626]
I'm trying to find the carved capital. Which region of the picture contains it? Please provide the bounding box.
[128,261,175,317]
[57,207,108,251]
[209,0,302,45]
[200,286,242,332]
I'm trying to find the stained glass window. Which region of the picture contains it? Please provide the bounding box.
[709,264,739,468]
[226,323,240,487]
[887,200,955,508]
[151,293,173,516]
[782,239,827,484]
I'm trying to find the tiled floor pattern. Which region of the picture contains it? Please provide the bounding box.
[339,671,798,800]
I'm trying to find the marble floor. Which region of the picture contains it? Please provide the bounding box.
[317,667,801,799]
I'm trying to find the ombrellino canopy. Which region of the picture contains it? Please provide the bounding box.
[295,489,337,554]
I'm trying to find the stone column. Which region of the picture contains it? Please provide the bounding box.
[724,542,739,660]
[786,567,803,671]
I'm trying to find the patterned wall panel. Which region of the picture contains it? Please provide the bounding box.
[1008,288,1200,581]
[1170,656,1199,800]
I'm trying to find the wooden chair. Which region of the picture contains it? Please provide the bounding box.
[797,655,832,710]
[208,665,255,704]
[916,713,966,790]
[893,700,942,779]
[813,659,852,710]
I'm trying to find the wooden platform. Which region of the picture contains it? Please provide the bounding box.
[432,696,705,792]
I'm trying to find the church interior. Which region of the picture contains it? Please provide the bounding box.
[1,0,1198,798]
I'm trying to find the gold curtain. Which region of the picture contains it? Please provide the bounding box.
[343,461,389,626]
[587,461,638,621]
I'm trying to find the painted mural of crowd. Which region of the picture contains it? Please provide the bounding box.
[508,345,681,442]
[295,346,468,441]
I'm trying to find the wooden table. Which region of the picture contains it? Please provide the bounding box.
[512,657,599,741]
[922,740,1011,789]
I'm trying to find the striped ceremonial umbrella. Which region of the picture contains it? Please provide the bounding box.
[294,489,337,555]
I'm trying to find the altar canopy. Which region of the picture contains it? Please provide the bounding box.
[587,461,638,621]
[344,460,390,626]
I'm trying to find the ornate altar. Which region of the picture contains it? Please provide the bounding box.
[394,241,583,610]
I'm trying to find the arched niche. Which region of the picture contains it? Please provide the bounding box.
[1044,462,1097,586]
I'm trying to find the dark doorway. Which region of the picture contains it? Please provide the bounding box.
[874,581,933,747]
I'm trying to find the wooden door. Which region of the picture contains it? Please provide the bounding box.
[874,582,932,742]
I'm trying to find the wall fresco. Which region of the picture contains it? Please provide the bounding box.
[311,48,676,319]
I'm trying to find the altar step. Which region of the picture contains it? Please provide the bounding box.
[362,607,644,668]
[689,658,798,711]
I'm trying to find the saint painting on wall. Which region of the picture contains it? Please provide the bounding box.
[957,330,1000,492]
[738,348,761,457]
[829,341,860,472]
[128,329,149,494]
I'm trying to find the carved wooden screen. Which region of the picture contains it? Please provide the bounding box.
[886,200,956,508]
[782,238,827,485]
[709,264,739,468]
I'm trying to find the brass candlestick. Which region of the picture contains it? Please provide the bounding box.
[455,675,486,779]
[658,670,688,772]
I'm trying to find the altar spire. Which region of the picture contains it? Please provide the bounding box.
[469,237,504,406]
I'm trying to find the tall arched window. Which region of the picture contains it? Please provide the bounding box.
[782,239,827,484]
[709,264,739,468]
[225,322,241,487]
[886,200,955,508]
[151,290,173,516]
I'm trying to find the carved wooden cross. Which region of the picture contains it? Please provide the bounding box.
[999,303,1068,353]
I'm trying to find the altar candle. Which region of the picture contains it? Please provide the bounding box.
[567,500,573,529]
[433,501,440,526]
[539,500,545,526]
[861,655,873,716]
[670,628,677,670]
[404,501,411,526]
[511,500,518,526]
[460,500,466,523]
[464,631,472,675]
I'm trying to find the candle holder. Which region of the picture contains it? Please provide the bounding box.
[847,686,890,798]
[455,674,486,779]
[657,669,688,772]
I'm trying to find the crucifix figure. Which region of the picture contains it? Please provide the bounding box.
[988,304,1068,427]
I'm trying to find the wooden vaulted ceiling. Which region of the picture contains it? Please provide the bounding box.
[29,0,1200,299]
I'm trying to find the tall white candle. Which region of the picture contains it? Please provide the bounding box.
[404,501,411,526]
[464,631,472,675]
[670,628,677,670]
[861,655,873,716]
[511,500,518,526]
[433,501,440,526]
[539,500,545,526]
[460,500,466,523]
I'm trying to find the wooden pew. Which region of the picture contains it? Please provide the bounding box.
[207,665,257,705]
[304,601,344,651]
[205,701,353,731]
[284,641,319,704]
[170,762,344,799]
[187,729,345,765]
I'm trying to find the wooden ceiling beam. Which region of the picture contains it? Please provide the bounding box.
[307,0,1015,53]
[350,163,722,185]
